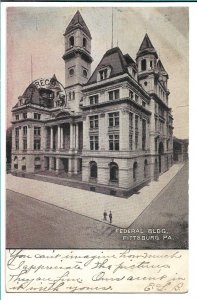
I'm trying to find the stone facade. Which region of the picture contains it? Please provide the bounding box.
[11,11,174,196]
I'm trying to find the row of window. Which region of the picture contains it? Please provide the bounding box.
[68,35,87,49]
[15,138,41,151]
[68,67,88,78]
[89,160,149,183]
[15,113,41,121]
[15,126,41,137]
[90,112,142,131]
[88,89,146,107]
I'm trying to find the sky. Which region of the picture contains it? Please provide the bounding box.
[7,6,189,139]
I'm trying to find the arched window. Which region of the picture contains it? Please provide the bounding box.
[22,157,26,171]
[69,36,74,47]
[90,161,97,178]
[83,69,88,78]
[72,91,75,100]
[133,162,138,182]
[109,162,119,182]
[69,68,74,76]
[141,59,147,71]
[14,156,18,169]
[144,159,148,178]
[83,37,87,48]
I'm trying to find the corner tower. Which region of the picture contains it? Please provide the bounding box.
[136,33,169,103]
[63,11,93,111]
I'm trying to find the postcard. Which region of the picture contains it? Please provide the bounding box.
[4,4,188,294]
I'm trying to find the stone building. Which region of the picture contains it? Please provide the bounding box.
[11,11,174,197]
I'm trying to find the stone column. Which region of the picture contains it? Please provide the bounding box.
[27,126,31,151]
[50,127,53,150]
[70,124,73,150]
[60,127,64,149]
[49,157,53,171]
[75,123,79,151]
[68,158,74,175]
[57,125,61,150]
[74,158,78,174]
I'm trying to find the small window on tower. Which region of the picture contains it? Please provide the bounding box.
[69,68,74,76]
[69,36,74,47]
[83,38,87,48]
[141,59,147,71]
[83,69,88,78]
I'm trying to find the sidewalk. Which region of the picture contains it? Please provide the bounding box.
[6,163,184,228]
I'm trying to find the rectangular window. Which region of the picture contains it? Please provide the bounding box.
[90,135,99,150]
[34,139,41,150]
[15,114,19,120]
[142,101,146,108]
[34,113,41,120]
[135,132,138,149]
[109,134,119,151]
[23,112,27,119]
[135,94,139,102]
[89,115,98,129]
[34,126,41,136]
[109,89,120,101]
[109,112,119,127]
[135,115,139,130]
[15,127,19,137]
[15,139,19,150]
[89,95,99,105]
[23,139,27,151]
[142,119,146,150]
[129,90,134,100]
[23,126,27,136]
[129,112,133,129]
[129,134,133,150]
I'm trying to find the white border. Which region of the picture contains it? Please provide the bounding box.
[1,2,196,300]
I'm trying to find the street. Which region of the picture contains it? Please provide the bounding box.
[6,162,188,249]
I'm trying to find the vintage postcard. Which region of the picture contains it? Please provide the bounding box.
[4,3,188,294]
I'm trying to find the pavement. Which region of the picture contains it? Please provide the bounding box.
[6,163,184,228]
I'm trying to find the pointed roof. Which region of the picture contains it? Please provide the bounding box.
[137,34,158,58]
[87,47,130,85]
[65,10,91,39]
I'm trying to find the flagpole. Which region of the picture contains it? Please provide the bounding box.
[31,55,33,83]
[111,8,114,49]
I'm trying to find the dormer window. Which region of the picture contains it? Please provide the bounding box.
[69,36,74,48]
[97,66,111,81]
[99,69,108,80]
[83,37,87,48]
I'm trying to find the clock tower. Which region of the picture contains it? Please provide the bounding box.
[63,11,93,111]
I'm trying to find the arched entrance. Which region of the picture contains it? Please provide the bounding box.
[158,142,164,173]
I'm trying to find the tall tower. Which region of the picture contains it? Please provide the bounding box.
[63,11,93,112]
[136,33,169,103]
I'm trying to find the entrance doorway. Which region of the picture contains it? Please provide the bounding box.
[61,158,68,172]
[158,142,164,173]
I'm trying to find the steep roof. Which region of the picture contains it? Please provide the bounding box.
[65,10,91,39]
[137,33,158,58]
[87,47,132,84]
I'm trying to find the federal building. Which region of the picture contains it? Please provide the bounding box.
[11,11,174,197]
